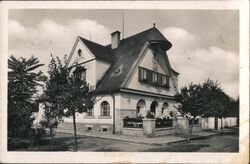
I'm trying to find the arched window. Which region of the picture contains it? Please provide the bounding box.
[101,101,110,116]
[150,101,158,114]
[136,99,146,116]
[77,49,82,57]
[162,102,169,114]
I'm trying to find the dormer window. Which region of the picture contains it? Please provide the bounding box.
[73,66,86,81]
[138,67,169,88]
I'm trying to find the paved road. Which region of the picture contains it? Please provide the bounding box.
[55,129,239,152]
[195,132,239,152]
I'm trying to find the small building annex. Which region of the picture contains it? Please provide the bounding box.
[37,26,181,134]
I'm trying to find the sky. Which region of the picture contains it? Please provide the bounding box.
[8,9,239,99]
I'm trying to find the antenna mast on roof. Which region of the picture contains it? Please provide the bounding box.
[89,31,92,41]
[122,11,125,39]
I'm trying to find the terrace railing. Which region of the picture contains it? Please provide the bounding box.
[123,117,143,128]
[155,118,173,128]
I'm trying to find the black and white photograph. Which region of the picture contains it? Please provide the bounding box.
[0,1,249,163]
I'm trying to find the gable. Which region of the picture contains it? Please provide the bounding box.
[124,45,177,96]
[67,37,96,67]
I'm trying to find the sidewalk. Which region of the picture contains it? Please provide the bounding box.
[56,128,219,145]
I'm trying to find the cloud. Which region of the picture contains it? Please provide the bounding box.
[163,27,239,99]
[9,19,112,73]
[162,27,198,50]
[8,22,239,99]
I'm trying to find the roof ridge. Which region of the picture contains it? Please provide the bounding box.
[105,27,157,47]
[79,36,108,48]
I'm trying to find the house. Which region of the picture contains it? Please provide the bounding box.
[38,26,181,134]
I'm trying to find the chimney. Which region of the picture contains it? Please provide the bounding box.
[111,31,121,49]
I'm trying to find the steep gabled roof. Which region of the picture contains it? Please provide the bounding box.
[94,27,172,93]
[79,37,114,63]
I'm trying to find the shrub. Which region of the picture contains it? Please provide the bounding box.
[146,111,155,118]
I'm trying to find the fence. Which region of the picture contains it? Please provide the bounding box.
[123,117,143,128]
[155,118,173,128]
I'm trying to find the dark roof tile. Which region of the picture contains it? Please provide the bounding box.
[94,27,172,93]
[79,37,114,63]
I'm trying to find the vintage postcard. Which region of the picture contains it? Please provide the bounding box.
[0,1,249,163]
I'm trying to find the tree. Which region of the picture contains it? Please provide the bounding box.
[8,55,44,139]
[39,56,65,139]
[43,56,96,151]
[174,83,203,142]
[200,79,230,133]
[175,79,230,142]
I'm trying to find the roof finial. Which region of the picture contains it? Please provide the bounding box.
[153,23,156,28]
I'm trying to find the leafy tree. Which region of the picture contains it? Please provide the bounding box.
[201,79,230,133]
[174,83,203,142]
[39,56,65,139]
[8,55,44,139]
[43,56,96,151]
[175,79,230,142]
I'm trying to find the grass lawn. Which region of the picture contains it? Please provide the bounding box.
[8,137,69,151]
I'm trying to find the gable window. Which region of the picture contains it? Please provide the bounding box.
[73,66,86,81]
[77,49,82,57]
[101,101,110,116]
[138,67,169,88]
[86,107,94,116]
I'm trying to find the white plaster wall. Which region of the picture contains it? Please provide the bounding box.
[119,92,178,118]
[201,117,215,129]
[33,103,45,126]
[68,39,111,87]
[68,38,95,66]
[201,117,238,129]
[63,95,114,124]
[83,60,96,87]
[126,47,177,96]
[218,117,238,129]
[96,60,111,85]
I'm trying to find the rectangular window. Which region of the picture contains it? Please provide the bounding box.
[153,72,158,83]
[138,66,170,88]
[86,108,94,116]
[138,67,147,82]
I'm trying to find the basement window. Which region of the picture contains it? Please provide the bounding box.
[87,127,92,131]
[102,128,108,132]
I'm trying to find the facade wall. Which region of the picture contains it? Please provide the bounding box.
[68,38,95,66]
[57,122,113,133]
[63,95,115,124]
[115,92,178,132]
[33,103,45,126]
[95,60,111,85]
[126,47,177,96]
[68,39,111,88]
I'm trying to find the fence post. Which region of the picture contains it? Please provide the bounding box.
[142,118,156,137]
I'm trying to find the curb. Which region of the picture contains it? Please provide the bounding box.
[55,129,223,146]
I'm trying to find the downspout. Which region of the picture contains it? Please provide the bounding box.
[111,94,116,134]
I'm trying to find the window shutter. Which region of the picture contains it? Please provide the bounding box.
[138,67,142,81]
[166,76,170,88]
[158,74,162,85]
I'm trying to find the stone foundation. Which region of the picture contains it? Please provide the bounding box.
[155,127,176,136]
[57,122,113,133]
